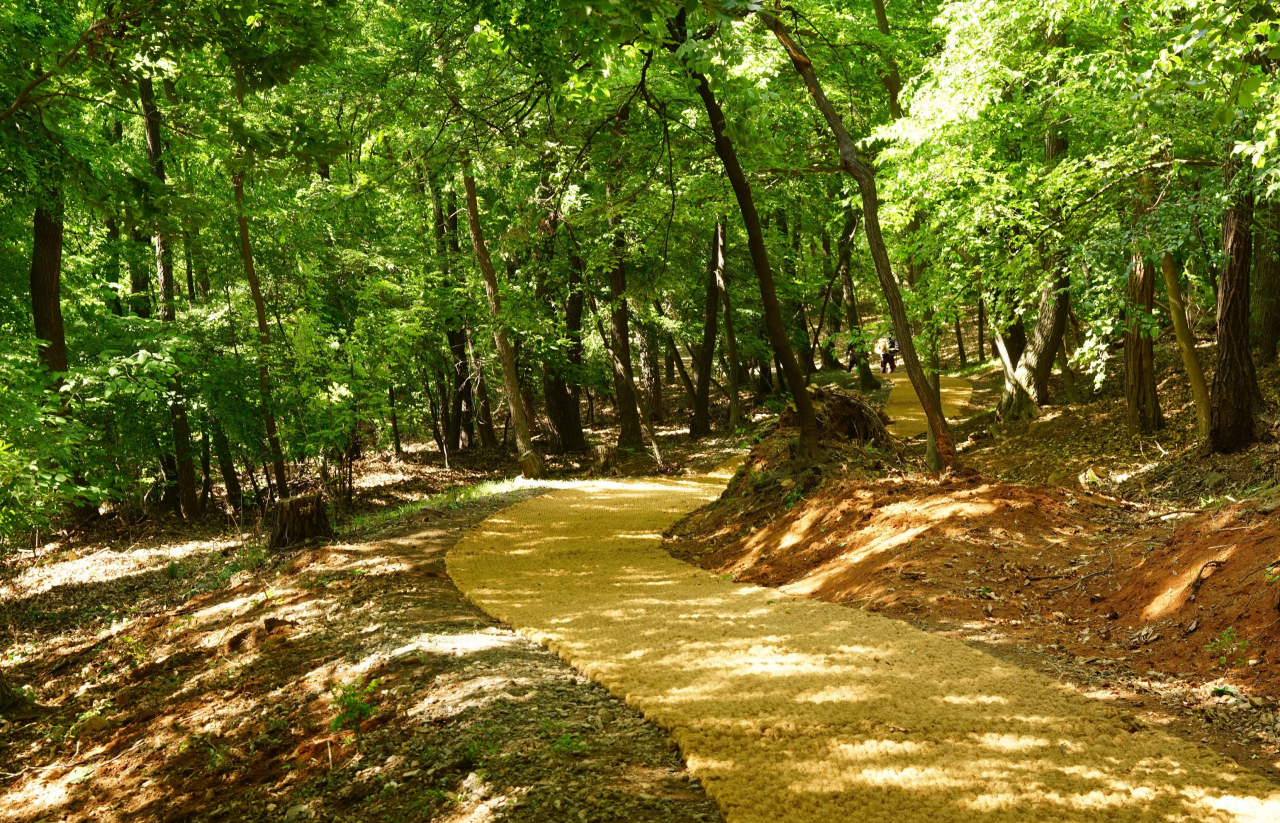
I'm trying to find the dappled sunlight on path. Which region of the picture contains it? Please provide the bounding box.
[447,470,1280,822]
[885,374,973,439]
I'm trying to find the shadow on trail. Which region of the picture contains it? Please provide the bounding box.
[450,479,1280,823]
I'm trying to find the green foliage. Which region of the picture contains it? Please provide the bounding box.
[1206,626,1249,667]
[331,677,379,749]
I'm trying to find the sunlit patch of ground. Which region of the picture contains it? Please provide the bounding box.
[451,475,1280,823]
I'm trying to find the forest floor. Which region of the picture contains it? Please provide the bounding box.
[0,432,740,823]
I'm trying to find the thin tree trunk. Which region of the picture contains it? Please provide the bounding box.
[1125,254,1163,434]
[714,220,742,430]
[691,222,723,437]
[760,13,955,466]
[461,162,544,477]
[468,331,498,447]
[977,296,986,361]
[129,226,152,318]
[210,415,242,512]
[675,43,820,464]
[140,76,199,518]
[955,316,967,368]
[833,210,880,394]
[232,170,288,497]
[1253,203,1280,364]
[1211,174,1257,452]
[388,384,404,458]
[1162,252,1211,439]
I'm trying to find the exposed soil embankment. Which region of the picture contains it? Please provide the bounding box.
[666,417,1280,775]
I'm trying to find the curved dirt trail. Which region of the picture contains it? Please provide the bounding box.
[884,373,973,439]
[448,470,1280,822]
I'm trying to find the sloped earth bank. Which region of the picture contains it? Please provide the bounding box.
[0,488,725,823]
[450,471,1280,822]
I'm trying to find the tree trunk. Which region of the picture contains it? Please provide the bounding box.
[1253,203,1280,365]
[388,384,404,458]
[461,162,544,477]
[691,223,723,437]
[139,76,200,518]
[232,169,289,497]
[715,220,742,430]
[977,296,986,361]
[199,426,213,509]
[1000,272,1070,419]
[679,55,820,464]
[30,203,68,374]
[1125,254,1163,434]
[1211,178,1257,452]
[833,211,880,394]
[210,415,243,512]
[128,226,152,318]
[468,331,498,447]
[1162,252,1211,439]
[955,316,967,368]
[606,232,645,449]
[760,14,955,466]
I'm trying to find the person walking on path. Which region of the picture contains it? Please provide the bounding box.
[876,336,896,374]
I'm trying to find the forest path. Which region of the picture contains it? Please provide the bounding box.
[448,467,1280,823]
[884,373,973,438]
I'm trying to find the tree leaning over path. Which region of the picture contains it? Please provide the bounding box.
[760,12,957,470]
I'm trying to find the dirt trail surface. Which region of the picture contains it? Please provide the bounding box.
[449,471,1280,823]
[884,374,972,438]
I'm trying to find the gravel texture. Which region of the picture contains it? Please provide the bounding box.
[449,469,1280,822]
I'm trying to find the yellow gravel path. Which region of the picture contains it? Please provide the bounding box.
[447,471,1280,822]
[884,374,973,439]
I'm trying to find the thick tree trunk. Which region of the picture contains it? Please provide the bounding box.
[1162,252,1211,439]
[681,61,820,463]
[1212,182,1257,452]
[715,221,742,431]
[461,163,545,478]
[232,169,289,497]
[269,493,333,550]
[761,14,956,467]
[1124,254,1163,434]
[31,203,68,374]
[128,227,152,318]
[140,76,200,519]
[1000,272,1070,419]
[691,223,723,437]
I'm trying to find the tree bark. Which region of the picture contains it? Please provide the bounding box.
[1253,203,1280,365]
[955,316,967,368]
[210,415,243,512]
[1000,272,1070,419]
[714,220,742,430]
[468,331,498,447]
[833,210,880,394]
[1211,175,1257,452]
[760,13,955,466]
[1162,252,1211,439]
[461,162,545,477]
[140,76,200,518]
[977,296,986,361]
[1124,254,1163,434]
[30,203,68,374]
[232,169,289,497]
[677,51,820,463]
[691,222,723,437]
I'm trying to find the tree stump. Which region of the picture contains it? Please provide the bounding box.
[518,450,547,480]
[269,494,333,550]
[590,443,618,476]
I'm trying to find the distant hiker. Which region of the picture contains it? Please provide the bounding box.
[876,337,896,374]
